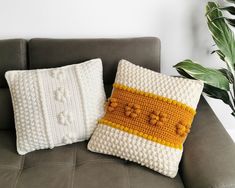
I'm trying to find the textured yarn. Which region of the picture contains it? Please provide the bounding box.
[88,59,203,178]
[6,59,106,155]
[101,86,195,148]
[115,60,203,109]
[89,123,182,178]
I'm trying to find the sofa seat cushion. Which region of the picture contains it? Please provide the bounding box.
[0,130,184,188]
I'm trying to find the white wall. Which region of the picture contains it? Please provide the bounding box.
[0,0,234,139]
[0,0,193,75]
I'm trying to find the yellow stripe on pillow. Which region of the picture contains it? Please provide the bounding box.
[103,85,195,147]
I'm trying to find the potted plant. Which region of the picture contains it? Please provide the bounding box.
[174,1,235,117]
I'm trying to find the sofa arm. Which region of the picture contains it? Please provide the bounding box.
[181,97,235,188]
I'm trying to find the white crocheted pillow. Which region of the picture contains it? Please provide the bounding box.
[6,58,106,155]
[88,59,203,178]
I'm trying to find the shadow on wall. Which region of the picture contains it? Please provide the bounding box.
[190,0,211,62]
[189,0,226,69]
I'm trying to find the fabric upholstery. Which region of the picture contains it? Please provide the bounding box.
[0,89,14,129]
[1,98,234,188]
[0,37,234,188]
[28,37,161,84]
[0,39,27,130]
[0,130,184,188]
[181,97,235,188]
[0,39,27,88]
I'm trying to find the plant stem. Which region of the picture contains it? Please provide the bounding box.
[228,91,235,118]
[233,82,235,105]
[230,63,235,109]
[229,105,235,116]
[230,90,235,105]
[232,111,235,117]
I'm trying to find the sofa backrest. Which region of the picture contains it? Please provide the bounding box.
[28,38,161,85]
[0,39,27,129]
[0,37,161,130]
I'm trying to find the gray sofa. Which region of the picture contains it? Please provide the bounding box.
[0,37,235,188]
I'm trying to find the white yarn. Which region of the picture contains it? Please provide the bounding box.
[115,60,204,109]
[62,132,77,144]
[50,69,64,80]
[88,124,182,178]
[5,58,106,155]
[57,111,73,126]
[54,87,70,102]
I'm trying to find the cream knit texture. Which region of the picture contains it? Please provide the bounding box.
[88,60,203,178]
[6,59,106,155]
[115,60,203,109]
[88,124,182,177]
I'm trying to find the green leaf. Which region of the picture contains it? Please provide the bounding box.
[226,0,235,4]
[219,6,235,15]
[174,68,194,79]
[226,18,235,27]
[211,50,225,61]
[209,16,235,27]
[174,59,230,91]
[206,2,235,72]
[203,84,234,108]
[218,68,234,83]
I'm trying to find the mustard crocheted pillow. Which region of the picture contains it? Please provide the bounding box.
[88,59,204,178]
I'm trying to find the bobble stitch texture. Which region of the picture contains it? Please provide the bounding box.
[54,87,70,102]
[107,98,118,112]
[5,59,106,155]
[176,121,191,137]
[50,69,64,80]
[58,111,73,126]
[88,60,203,178]
[125,103,141,118]
[62,133,77,144]
[149,111,168,126]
